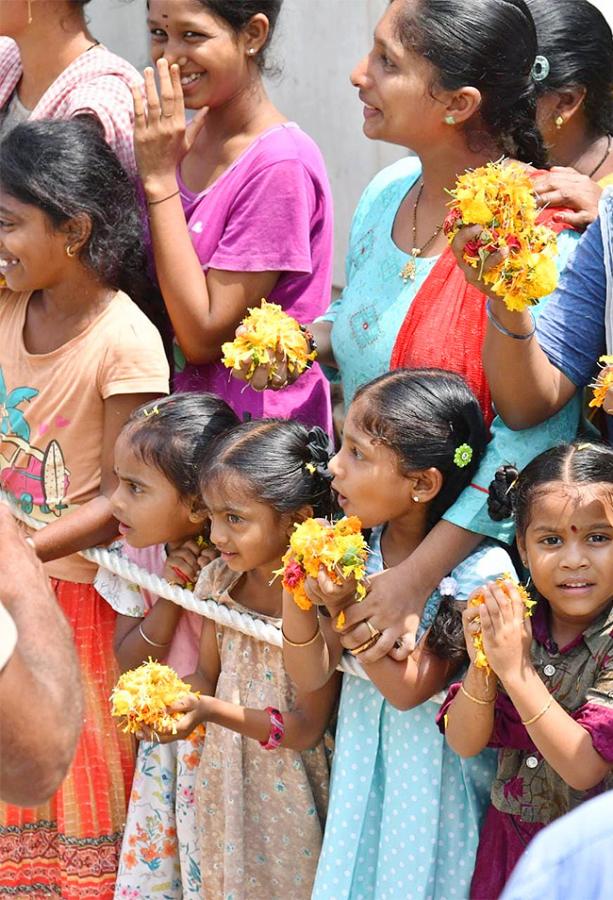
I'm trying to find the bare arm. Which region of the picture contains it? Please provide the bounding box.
[0,508,82,805]
[281,587,342,692]
[30,392,159,562]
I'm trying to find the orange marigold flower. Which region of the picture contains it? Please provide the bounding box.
[589,356,613,409]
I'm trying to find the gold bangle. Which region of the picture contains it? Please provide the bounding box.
[350,633,381,657]
[460,682,497,706]
[281,625,321,648]
[521,696,553,726]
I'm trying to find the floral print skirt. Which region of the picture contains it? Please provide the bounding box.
[114,727,205,899]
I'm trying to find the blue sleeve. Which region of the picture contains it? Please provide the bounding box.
[451,541,517,602]
[444,228,582,543]
[537,216,607,387]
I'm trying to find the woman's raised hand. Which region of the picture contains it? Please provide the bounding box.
[533,166,603,231]
[131,58,209,195]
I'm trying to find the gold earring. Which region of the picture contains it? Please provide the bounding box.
[65,245,76,258]
[27,0,33,24]
[554,115,564,130]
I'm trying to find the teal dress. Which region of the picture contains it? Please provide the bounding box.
[320,158,582,546]
[312,530,515,900]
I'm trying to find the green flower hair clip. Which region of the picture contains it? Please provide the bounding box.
[454,443,473,468]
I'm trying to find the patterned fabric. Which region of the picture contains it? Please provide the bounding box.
[114,730,205,900]
[0,38,141,176]
[0,580,135,899]
[491,600,613,823]
[322,157,581,545]
[312,531,515,900]
[95,541,206,899]
[193,559,331,899]
[0,290,169,583]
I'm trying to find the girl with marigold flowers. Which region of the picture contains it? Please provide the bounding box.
[443,442,613,898]
[142,419,341,900]
[95,393,237,899]
[283,369,516,899]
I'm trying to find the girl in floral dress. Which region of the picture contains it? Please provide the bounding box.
[95,393,237,899]
[150,419,341,900]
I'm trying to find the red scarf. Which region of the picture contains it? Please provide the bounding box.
[390,208,573,429]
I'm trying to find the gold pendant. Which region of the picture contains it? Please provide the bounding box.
[399,249,421,283]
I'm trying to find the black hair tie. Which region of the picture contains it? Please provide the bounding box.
[305,427,334,480]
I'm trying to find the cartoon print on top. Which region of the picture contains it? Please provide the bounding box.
[0,366,70,518]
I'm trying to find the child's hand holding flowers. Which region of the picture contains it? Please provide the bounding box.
[465,579,534,681]
[111,660,198,736]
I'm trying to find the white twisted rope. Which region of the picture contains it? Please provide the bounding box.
[0,491,366,680]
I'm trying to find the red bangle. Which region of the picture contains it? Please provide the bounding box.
[259,706,285,750]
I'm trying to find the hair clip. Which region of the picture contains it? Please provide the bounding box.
[453,443,473,468]
[143,405,160,417]
[531,55,550,83]
[438,576,459,598]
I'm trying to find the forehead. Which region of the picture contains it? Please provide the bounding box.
[202,471,256,508]
[148,0,216,22]
[528,483,613,528]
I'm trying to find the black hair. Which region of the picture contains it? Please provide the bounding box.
[199,418,336,520]
[393,0,548,167]
[0,118,149,302]
[526,0,613,138]
[122,393,239,499]
[353,368,488,530]
[196,0,282,71]
[488,442,613,535]
[353,368,488,665]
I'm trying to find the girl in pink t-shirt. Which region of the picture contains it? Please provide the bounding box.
[133,0,333,429]
[96,392,238,899]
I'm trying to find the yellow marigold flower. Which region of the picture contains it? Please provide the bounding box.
[589,356,613,409]
[277,517,369,613]
[110,659,196,735]
[445,160,559,313]
[468,575,536,675]
[221,299,316,382]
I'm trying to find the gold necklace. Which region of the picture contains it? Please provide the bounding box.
[399,181,444,282]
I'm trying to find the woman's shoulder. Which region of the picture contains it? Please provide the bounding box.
[239,122,329,181]
[65,45,142,91]
[101,292,165,341]
[449,540,517,602]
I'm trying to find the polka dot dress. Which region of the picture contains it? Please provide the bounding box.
[312,531,512,900]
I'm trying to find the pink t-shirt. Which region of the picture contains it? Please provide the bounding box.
[173,122,333,431]
[95,542,202,677]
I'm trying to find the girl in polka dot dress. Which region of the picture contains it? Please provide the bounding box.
[283,369,516,900]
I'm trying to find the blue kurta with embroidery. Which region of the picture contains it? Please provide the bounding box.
[312,530,515,900]
[320,158,582,545]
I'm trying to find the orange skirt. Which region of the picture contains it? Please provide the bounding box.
[0,580,135,899]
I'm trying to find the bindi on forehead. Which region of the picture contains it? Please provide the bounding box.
[570,524,578,533]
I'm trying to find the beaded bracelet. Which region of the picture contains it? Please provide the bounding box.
[259,707,285,750]
[486,299,536,341]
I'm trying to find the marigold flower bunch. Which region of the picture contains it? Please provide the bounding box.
[444,160,559,312]
[589,356,613,409]
[111,659,194,735]
[468,575,536,674]
[221,299,316,381]
[278,516,369,612]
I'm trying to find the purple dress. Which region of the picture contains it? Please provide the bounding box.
[173,122,333,430]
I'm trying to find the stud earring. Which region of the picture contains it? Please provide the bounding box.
[412,495,420,503]
[444,115,456,126]
[554,115,564,130]
[247,48,257,56]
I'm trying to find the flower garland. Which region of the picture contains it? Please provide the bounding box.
[444,160,559,312]
[277,516,369,615]
[468,575,536,674]
[111,659,195,735]
[589,356,613,409]
[221,299,316,381]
